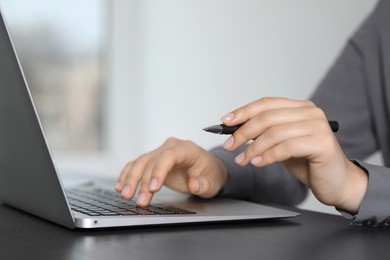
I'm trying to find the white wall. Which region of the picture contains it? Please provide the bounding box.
[67,0,379,214]
[109,0,378,151]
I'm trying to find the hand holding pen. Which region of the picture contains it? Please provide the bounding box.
[204,97,367,214]
[204,97,342,167]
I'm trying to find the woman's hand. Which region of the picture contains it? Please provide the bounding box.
[115,138,229,207]
[221,97,368,214]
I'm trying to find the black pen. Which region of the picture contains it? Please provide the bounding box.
[203,120,339,135]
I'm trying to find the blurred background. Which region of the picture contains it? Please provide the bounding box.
[0,0,379,214]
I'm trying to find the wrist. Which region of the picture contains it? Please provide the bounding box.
[335,160,368,214]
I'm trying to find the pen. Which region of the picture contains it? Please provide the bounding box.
[203,120,339,135]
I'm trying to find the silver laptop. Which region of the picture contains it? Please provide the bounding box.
[0,9,299,229]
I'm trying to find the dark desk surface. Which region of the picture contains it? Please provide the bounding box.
[1,202,389,260]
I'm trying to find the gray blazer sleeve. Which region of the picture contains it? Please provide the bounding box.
[210,146,308,206]
[311,0,390,226]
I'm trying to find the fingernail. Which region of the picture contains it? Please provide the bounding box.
[193,178,200,193]
[121,185,131,198]
[223,136,234,149]
[149,178,158,192]
[136,192,146,206]
[235,152,245,164]
[115,182,123,191]
[251,156,263,166]
[221,112,235,123]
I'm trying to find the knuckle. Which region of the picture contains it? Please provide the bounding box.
[265,147,279,163]
[124,171,139,183]
[315,119,331,133]
[182,139,202,154]
[240,98,265,115]
[252,114,264,127]
[266,126,281,139]
[284,136,300,152]
[282,142,295,154]
[260,110,273,123]
[264,143,289,164]
[237,103,250,117]
[235,125,252,142]
[165,137,180,146]
[182,139,196,149]
[259,96,274,104]
[317,131,334,147]
[160,147,174,159]
[135,153,150,165]
[319,119,329,130]
[253,97,272,110]
[302,99,316,107]
[124,161,133,169]
[310,106,326,119]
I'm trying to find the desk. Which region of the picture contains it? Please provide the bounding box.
[0,202,389,260]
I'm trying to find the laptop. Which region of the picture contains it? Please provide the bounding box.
[0,9,299,229]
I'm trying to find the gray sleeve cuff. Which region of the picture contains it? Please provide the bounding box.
[338,160,390,227]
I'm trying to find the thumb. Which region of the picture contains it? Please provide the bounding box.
[188,177,216,198]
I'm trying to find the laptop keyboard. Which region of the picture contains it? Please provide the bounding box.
[66,188,196,217]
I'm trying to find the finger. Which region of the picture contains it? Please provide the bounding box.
[119,137,181,195]
[224,106,325,151]
[148,140,202,193]
[252,131,333,169]
[136,181,155,207]
[116,161,134,192]
[187,177,201,195]
[135,154,162,206]
[147,149,178,193]
[188,176,218,198]
[221,97,315,126]
[120,154,149,200]
[261,136,324,186]
[237,119,333,166]
[235,120,318,166]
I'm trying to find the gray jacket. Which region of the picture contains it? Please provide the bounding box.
[212,0,390,227]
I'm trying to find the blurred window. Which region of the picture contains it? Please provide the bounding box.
[0,0,107,152]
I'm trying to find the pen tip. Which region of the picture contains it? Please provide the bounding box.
[203,125,223,134]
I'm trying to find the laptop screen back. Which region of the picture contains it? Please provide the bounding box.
[0,10,74,228]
